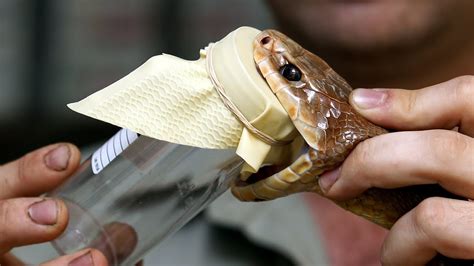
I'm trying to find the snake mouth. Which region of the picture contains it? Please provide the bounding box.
[234,164,287,187]
[234,142,310,188]
[231,133,312,204]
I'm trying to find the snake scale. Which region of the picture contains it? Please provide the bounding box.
[230,30,470,266]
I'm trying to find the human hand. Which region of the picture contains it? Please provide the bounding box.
[0,143,108,266]
[318,76,474,265]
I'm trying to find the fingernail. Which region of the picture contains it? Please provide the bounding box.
[28,199,58,225]
[69,251,94,266]
[44,145,70,171]
[319,167,341,193]
[351,89,387,109]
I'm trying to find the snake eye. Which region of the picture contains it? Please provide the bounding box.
[279,63,302,81]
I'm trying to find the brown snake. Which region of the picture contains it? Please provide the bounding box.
[230,30,470,265]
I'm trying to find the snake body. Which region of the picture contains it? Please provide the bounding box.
[231,30,462,230]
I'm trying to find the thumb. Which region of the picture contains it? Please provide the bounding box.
[348,76,474,135]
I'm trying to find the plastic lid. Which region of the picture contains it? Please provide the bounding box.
[208,27,298,172]
[209,26,296,142]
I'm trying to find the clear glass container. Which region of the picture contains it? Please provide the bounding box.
[49,130,242,265]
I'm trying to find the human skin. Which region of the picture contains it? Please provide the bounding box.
[0,143,109,266]
[267,0,474,265]
[321,80,474,265]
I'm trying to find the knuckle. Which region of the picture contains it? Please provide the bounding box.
[0,172,13,197]
[403,90,419,122]
[349,140,375,171]
[428,130,468,165]
[17,154,30,184]
[353,138,377,165]
[0,200,11,226]
[452,76,474,110]
[15,149,40,184]
[345,139,379,185]
[413,197,448,237]
[388,88,420,125]
[452,75,474,92]
[0,200,13,244]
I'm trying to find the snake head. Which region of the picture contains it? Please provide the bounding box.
[253,30,354,151]
[231,30,366,202]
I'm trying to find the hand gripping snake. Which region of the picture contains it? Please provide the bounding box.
[230,30,470,266]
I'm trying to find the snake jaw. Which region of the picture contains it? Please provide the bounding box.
[231,142,317,202]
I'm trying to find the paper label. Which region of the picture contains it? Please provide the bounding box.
[91,128,138,174]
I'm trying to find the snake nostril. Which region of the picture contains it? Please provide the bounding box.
[260,36,272,45]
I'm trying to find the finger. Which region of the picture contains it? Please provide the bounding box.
[381,197,474,265]
[318,130,474,200]
[89,222,138,264]
[0,143,81,199]
[0,198,68,254]
[41,249,108,266]
[349,76,474,136]
[0,252,24,265]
